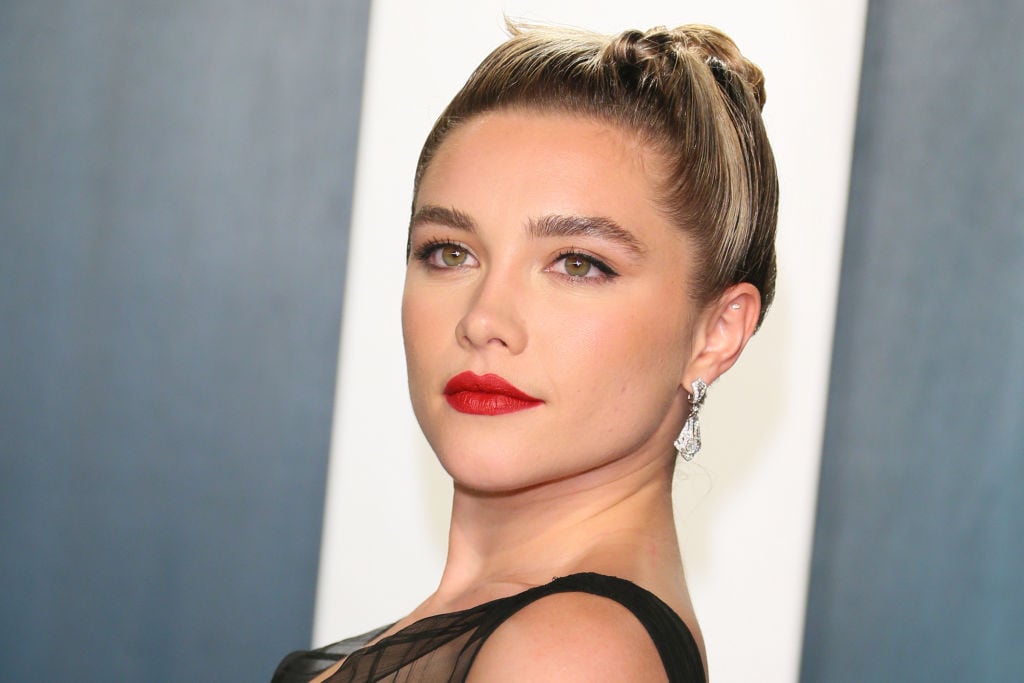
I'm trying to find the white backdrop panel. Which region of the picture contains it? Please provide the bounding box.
[314,2,867,681]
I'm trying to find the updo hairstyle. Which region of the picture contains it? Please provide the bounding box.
[413,23,779,328]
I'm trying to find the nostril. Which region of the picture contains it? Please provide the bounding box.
[455,309,526,354]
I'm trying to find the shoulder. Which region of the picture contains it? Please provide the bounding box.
[466,589,669,683]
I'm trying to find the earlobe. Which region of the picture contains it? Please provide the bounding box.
[682,283,761,388]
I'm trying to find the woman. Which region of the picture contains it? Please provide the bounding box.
[275,20,776,683]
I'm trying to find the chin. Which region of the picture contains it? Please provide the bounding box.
[430,441,563,496]
[436,451,531,494]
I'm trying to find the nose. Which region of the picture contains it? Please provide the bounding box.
[455,268,527,355]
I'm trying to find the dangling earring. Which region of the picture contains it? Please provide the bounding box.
[674,378,708,461]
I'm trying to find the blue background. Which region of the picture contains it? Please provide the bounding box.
[802,0,1024,680]
[0,2,370,680]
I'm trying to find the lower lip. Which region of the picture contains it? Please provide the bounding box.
[445,392,542,415]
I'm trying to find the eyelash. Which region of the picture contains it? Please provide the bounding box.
[551,249,619,281]
[411,240,619,281]
[411,239,473,268]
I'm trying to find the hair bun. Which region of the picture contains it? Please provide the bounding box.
[605,28,674,66]
[674,25,767,110]
[605,25,767,111]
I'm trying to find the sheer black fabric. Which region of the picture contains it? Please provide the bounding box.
[272,572,705,682]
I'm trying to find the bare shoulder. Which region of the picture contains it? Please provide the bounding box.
[466,590,669,683]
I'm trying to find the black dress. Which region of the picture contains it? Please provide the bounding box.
[272,572,706,682]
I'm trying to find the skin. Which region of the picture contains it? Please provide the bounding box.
[312,111,760,682]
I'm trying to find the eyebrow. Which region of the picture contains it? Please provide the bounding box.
[529,214,646,256]
[410,205,646,257]
[410,205,477,232]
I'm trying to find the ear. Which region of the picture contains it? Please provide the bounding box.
[682,283,761,389]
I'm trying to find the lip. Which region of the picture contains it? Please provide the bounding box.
[443,371,543,415]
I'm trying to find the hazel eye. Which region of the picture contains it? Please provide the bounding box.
[412,240,478,269]
[440,244,468,267]
[563,254,592,277]
[551,251,617,281]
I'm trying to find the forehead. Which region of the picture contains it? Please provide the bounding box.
[415,111,667,221]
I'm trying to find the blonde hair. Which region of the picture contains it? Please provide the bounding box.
[414,23,779,327]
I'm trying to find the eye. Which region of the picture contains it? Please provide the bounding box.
[550,251,618,281]
[563,254,592,277]
[412,240,478,269]
[438,244,469,266]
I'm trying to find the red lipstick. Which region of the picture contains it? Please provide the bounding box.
[444,372,542,415]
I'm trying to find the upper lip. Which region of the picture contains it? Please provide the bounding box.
[443,371,542,402]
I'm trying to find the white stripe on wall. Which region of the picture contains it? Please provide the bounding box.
[314,2,867,681]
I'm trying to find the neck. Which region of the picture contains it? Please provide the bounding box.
[431,451,684,609]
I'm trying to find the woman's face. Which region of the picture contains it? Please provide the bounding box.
[402,111,701,493]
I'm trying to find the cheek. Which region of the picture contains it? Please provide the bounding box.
[542,300,690,402]
[401,280,467,391]
[400,286,434,381]
[401,286,446,435]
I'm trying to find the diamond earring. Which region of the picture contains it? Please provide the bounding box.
[674,378,708,461]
